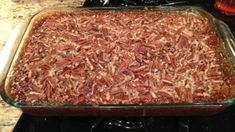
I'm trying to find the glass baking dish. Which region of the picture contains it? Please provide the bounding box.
[0,5,235,116]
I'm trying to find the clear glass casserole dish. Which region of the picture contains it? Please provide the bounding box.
[0,5,235,116]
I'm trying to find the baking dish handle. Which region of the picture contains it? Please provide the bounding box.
[0,22,27,87]
[215,20,235,65]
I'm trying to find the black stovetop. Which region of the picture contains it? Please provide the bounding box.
[12,108,235,132]
[13,0,235,132]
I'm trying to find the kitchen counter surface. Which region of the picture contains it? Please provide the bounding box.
[0,0,84,131]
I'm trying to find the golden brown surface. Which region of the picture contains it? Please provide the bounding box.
[0,0,84,131]
[9,10,234,105]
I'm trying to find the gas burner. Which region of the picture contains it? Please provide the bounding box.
[83,0,190,6]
